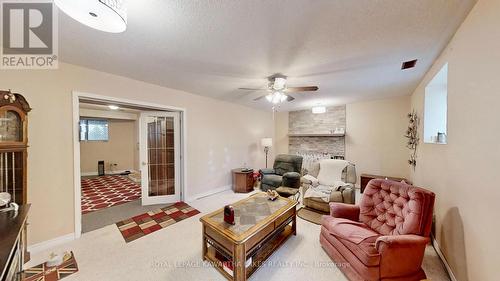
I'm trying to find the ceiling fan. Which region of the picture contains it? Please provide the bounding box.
[239,74,319,104]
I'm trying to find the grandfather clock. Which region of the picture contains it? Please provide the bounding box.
[0,90,31,204]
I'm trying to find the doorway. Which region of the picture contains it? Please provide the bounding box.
[72,92,186,236]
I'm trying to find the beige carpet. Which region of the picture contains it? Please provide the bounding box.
[26,190,451,281]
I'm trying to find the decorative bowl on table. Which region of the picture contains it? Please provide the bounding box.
[266,190,279,201]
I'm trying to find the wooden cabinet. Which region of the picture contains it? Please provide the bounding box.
[231,169,254,193]
[0,205,30,281]
[0,91,31,205]
[360,173,411,193]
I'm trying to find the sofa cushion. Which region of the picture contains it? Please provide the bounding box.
[321,227,381,271]
[261,174,282,187]
[338,235,380,267]
[321,216,380,244]
[321,217,381,267]
[359,179,435,236]
[282,172,301,188]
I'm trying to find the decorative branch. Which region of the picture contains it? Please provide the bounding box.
[405,111,419,168]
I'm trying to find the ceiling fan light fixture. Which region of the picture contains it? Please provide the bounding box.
[312,105,326,114]
[272,92,282,104]
[54,0,127,33]
[265,94,273,102]
[273,77,287,90]
[280,94,288,103]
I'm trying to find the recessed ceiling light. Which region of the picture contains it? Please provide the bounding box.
[108,105,119,110]
[54,0,127,33]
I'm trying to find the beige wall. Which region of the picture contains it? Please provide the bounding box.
[80,119,137,174]
[345,96,411,181]
[274,96,411,183]
[0,62,273,245]
[410,0,498,280]
[274,111,289,156]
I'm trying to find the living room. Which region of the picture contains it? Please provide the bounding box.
[0,1,497,281]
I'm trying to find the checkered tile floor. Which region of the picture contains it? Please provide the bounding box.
[116,202,200,243]
[81,175,142,214]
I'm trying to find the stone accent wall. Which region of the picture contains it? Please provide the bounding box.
[289,105,346,134]
[289,136,345,155]
[288,105,346,156]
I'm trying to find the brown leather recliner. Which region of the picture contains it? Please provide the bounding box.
[320,179,435,281]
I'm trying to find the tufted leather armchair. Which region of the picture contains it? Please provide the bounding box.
[320,179,435,281]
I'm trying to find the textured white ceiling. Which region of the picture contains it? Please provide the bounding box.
[58,0,477,111]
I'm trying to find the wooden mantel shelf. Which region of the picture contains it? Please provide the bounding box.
[288,133,345,137]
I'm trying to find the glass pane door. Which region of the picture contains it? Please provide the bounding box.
[140,112,180,205]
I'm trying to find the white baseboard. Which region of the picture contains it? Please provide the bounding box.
[81,169,137,177]
[28,233,76,254]
[432,237,458,281]
[186,185,232,202]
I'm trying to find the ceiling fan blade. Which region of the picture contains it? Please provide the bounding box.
[238,87,268,91]
[253,95,267,101]
[285,86,319,93]
[286,95,295,102]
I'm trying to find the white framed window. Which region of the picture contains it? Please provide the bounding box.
[424,63,448,144]
[80,119,109,141]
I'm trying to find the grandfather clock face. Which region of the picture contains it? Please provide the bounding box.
[0,110,22,142]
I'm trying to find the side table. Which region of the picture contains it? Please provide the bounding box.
[232,168,254,193]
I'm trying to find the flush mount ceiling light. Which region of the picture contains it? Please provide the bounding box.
[108,105,119,110]
[54,0,127,33]
[312,105,326,114]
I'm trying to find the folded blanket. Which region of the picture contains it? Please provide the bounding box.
[302,174,319,187]
[317,159,348,186]
[304,181,347,202]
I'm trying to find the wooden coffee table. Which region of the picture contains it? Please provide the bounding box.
[200,192,297,281]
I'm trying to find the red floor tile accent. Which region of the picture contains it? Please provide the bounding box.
[116,202,200,243]
[81,175,141,214]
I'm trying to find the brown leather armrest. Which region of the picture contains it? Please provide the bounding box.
[376,235,430,277]
[329,202,360,221]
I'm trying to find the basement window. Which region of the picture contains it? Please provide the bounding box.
[424,63,448,144]
[80,119,109,141]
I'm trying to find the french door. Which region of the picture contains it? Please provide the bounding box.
[139,111,180,205]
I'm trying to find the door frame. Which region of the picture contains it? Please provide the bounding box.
[72,91,187,238]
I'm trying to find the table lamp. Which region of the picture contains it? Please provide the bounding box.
[261,138,273,168]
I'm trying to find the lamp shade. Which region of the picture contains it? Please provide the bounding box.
[54,0,127,33]
[261,138,273,147]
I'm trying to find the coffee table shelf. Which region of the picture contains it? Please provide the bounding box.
[245,224,293,278]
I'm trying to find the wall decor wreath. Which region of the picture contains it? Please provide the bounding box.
[405,111,419,168]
